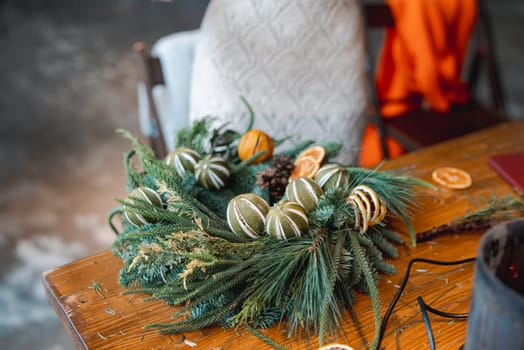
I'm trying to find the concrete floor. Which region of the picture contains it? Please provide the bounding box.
[0,1,208,349]
[0,1,522,349]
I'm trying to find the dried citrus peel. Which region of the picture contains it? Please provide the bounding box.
[432,167,472,189]
[289,158,320,179]
[295,145,326,164]
[290,146,326,179]
[346,184,387,233]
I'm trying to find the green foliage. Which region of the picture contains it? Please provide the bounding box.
[109,120,429,350]
[347,167,434,246]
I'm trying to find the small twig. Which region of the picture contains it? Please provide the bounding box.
[89,280,105,299]
[416,219,497,242]
[417,196,524,242]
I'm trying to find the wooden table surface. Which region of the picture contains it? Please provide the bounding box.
[43,120,524,350]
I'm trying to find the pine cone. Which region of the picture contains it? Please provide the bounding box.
[256,155,295,202]
[273,155,295,174]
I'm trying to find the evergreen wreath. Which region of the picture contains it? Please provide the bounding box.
[109,113,431,349]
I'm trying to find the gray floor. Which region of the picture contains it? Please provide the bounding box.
[0,1,522,349]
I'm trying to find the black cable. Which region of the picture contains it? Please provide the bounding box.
[418,297,469,319]
[418,296,436,350]
[417,295,470,350]
[377,257,476,349]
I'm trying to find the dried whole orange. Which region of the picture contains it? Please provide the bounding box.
[289,157,320,179]
[295,146,326,164]
[432,167,472,189]
[237,129,274,164]
[318,343,354,350]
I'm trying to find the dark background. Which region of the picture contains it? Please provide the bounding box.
[0,0,521,349]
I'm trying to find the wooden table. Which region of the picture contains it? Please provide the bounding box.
[43,121,524,350]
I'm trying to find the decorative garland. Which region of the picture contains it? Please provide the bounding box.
[109,116,431,349]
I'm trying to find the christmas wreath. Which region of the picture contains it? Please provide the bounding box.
[109,112,430,349]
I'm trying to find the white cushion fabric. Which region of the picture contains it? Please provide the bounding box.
[189,0,368,165]
[151,30,199,150]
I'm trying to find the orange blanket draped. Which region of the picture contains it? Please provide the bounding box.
[359,0,477,167]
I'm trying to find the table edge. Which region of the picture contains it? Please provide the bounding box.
[43,270,90,350]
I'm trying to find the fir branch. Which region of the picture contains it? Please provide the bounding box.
[110,124,431,349]
[245,325,289,350]
[149,293,242,334]
[172,266,250,306]
[370,256,397,275]
[116,224,200,242]
[117,129,157,162]
[379,228,405,245]
[334,278,355,310]
[152,173,229,230]
[113,197,195,226]
[175,117,215,154]
[368,229,399,259]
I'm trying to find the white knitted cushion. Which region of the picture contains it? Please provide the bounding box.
[189,0,367,165]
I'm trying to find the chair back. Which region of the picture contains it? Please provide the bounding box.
[134,41,168,159]
[362,1,508,159]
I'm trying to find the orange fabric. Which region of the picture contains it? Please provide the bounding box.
[359,124,406,168]
[359,0,477,167]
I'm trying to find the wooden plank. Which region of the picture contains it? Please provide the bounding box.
[43,121,524,349]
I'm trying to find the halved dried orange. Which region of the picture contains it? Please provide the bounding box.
[432,167,472,189]
[318,343,354,350]
[289,158,320,179]
[295,146,326,164]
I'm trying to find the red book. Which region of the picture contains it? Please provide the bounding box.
[488,152,524,195]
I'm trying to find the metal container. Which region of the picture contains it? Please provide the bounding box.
[465,218,524,350]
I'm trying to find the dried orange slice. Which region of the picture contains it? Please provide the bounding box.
[289,158,320,179]
[432,167,472,189]
[318,343,354,350]
[296,146,326,164]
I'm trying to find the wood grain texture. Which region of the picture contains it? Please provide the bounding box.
[43,121,524,350]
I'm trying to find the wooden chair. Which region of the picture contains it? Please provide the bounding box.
[364,1,509,159]
[133,41,168,159]
[134,2,509,161]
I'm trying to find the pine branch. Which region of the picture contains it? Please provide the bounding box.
[110,125,432,349]
[240,96,255,133]
[321,141,343,160]
[319,232,345,345]
[277,140,315,157]
[123,150,141,191]
[347,167,433,246]
[349,231,381,350]
[417,196,524,242]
